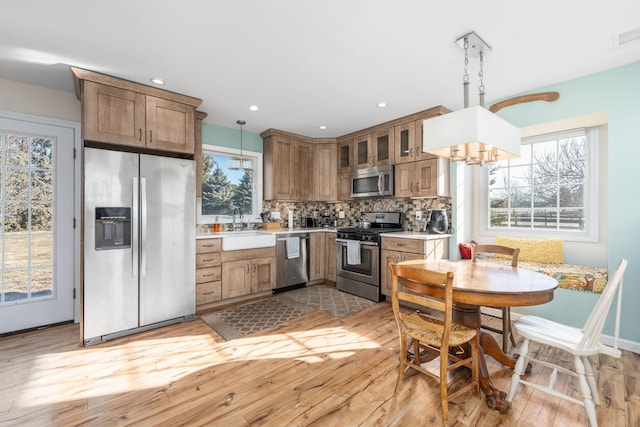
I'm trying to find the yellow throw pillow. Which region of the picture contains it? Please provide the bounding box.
[495,236,564,264]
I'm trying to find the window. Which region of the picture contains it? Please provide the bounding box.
[198,146,262,224]
[481,127,599,241]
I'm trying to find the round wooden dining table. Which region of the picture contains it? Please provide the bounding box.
[397,259,558,413]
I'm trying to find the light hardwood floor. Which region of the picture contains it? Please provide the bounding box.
[1,301,638,426]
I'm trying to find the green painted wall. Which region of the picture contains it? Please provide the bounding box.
[499,61,640,344]
[202,122,263,152]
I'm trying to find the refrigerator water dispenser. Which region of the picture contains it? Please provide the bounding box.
[95,207,131,250]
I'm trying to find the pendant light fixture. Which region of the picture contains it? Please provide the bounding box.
[228,119,253,171]
[423,31,521,166]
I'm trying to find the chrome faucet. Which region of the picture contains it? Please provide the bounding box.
[232,207,243,231]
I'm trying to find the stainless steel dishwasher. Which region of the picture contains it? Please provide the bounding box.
[274,232,309,293]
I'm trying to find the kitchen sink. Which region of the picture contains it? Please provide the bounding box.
[220,231,276,251]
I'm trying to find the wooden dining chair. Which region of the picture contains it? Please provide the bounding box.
[507,259,627,427]
[471,244,521,353]
[388,262,479,425]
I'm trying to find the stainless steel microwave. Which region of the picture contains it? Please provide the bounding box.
[350,165,394,198]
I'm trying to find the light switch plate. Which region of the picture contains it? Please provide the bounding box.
[271,211,281,220]
[415,211,422,220]
[338,211,345,219]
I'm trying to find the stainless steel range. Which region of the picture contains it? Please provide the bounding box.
[336,212,403,302]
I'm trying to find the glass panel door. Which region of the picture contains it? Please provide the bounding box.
[0,114,75,334]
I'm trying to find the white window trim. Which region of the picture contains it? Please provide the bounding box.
[474,127,599,243]
[197,145,263,225]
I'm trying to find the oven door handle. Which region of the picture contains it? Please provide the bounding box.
[336,239,379,247]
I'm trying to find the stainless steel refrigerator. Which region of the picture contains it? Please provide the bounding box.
[83,147,195,345]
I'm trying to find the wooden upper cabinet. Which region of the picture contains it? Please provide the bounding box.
[194,111,207,198]
[72,67,201,156]
[145,96,195,154]
[354,134,371,169]
[372,127,394,166]
[337,171,352,201]
[395,157,450,198]
[262,131,314,201]
[394,120,435,164]
[354,129,394,169]
[295,141,313,201]
[414,118,436,161]
[394,122,416,164]
[313,142,337,201]
[83,81,146,147]
[337,139,353,173]
[264,136,295,200]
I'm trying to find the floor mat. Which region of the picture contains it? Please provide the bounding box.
[279,286,376,318]
[200,296,315,340]
[200,287,377,340]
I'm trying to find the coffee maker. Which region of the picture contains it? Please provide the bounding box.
[423,209,449,234]
[320,209,332,228]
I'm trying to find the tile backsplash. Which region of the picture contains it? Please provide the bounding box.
[262,197,451,231]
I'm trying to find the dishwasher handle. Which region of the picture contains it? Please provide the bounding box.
[276,236,309,242]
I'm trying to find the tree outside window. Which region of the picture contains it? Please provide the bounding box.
[488,129,588,231]
[201,151,257,220]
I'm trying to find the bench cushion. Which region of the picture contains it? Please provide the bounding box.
[481,256,608,293]
[495,236,564,264]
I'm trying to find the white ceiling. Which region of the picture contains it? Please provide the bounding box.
[2,1,639,138]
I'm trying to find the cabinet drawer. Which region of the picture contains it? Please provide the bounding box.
[196,266,221,284]
[196,281,221,305]
[382,237,425,254]
[196,238,221,253]
[197,252,221,268]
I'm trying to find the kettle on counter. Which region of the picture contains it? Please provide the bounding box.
[423,209,449,234]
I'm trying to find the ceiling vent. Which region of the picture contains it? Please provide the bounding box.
[613,26,640,48]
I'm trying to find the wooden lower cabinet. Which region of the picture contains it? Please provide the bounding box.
[325,232,336,282]
[221,247,276,300]
[221,260,252,299]
[380,236,449,296]
[310,231,337,283]
[251,257,277,293]
[310,233,325,282]
[196,239,222,306]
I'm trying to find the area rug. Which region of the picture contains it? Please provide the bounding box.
[200,297,315,340]
[282,286,376,318]
[200,287,377,340]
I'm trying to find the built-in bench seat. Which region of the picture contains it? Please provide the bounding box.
[483,236,608,294]
[480,256,608,293]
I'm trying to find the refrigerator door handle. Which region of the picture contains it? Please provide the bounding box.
[132,177,139,280]
[140,177,147,278]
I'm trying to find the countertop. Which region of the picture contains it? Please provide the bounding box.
[379,232,452,240]
[196,227,336,239]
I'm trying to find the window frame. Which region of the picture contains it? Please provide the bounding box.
[476,126,599,242]
[197,145,263,225]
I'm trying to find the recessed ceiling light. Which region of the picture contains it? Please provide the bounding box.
[319,125,327,130]
[249,105,259,111]
[377,102,387,108]
[150,77,165,85]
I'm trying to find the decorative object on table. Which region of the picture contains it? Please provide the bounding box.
[388,262,479,425]
[422,31,520,166]
[507,259,628,427]
[471,244,521,353]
